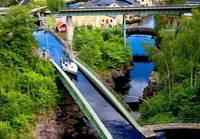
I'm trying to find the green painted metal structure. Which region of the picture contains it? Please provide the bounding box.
[73,59,156,138]
[50,59,113,139]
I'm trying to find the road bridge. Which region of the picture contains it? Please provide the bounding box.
[59,5,199,16]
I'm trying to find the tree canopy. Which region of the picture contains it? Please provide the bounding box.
[0,0,17,6]
[164,0,186,4]
[0,6,58,139]
[47,0,64,11]
[73,26,131,72]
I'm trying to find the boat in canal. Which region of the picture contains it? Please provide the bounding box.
[61,58,78,75]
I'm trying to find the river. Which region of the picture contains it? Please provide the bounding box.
[125,16,156,104]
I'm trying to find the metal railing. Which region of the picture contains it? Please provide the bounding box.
[58,5,199,16]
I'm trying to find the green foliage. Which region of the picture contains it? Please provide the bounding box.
[141,113,177,124]
[73,26,131,71]
[47,0,64,11]
[0,6,58,138]
[140,9,200,124]
[32,0,47,7]
[164,0,186,4]
[0,0,17,6]
[140,84,200,124]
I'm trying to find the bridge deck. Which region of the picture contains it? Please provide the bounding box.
[59,5,198,16]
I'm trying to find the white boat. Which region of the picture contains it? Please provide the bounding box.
[61,59,78,75]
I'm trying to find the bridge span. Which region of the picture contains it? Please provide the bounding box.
[59,5,199,16]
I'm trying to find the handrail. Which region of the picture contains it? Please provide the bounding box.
[58,5,199,16]
[73,59,155,138]
[50,59,113,139]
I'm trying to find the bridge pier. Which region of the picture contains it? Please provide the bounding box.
[123,14,127,47]
[66,16,74,58]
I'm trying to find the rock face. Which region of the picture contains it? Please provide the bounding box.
[36,89,97,139]
[101,65,131,94]
[143,71,158,99]
[112,68,131,94]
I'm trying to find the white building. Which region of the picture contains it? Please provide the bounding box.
[136,0,153,6]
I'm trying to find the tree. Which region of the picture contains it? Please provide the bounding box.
[73,26,131,71]
[0,0,16,6]
[140,9,200,124]
[0,6,58,138]
[164,0,186,4]
[175,9,200,88]
[47,0,64,11]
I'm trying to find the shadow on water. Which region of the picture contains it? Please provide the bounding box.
[154,129,200,139]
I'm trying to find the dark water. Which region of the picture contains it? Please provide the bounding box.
[160,129,200,139]
[34,31,144,139]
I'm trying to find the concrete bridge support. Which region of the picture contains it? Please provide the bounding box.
[123,14,127,47]
[66,16,74,58]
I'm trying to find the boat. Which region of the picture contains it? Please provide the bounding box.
[61,59,78,75]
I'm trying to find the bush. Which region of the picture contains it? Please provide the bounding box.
[140,9,200,124]
[73,26,131,71]
[140,83,200,124]
[142,113,177,124]
[47,0,64,11]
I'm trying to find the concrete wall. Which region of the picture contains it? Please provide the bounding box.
[72,15,123,27]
